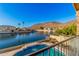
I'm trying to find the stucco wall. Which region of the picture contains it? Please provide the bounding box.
[77,11,79,35]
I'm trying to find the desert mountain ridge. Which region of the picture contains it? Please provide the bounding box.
[31,20,76,30]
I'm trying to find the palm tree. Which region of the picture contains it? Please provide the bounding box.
[18,23,21,28]
[22,21,25,27]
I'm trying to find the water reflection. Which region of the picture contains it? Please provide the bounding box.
[0,34,17,40]
[0,32,47,49]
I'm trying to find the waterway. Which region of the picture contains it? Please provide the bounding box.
[0,32,47,49]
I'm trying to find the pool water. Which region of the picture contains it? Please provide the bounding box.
[14,44,47,56]
[37,48,65,56]
[14,44,65,56]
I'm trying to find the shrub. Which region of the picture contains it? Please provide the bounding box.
[55,24,76,36]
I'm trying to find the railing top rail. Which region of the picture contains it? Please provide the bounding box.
[27,36,76,56]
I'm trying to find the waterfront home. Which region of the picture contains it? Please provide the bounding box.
[0,25,16,33]
[31,20,76,34]
[15,27,33,33]
[31,22,62,33]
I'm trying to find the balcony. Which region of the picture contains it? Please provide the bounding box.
[27,36,79,56]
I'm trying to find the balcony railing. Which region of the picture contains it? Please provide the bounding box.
[27,36,78,56]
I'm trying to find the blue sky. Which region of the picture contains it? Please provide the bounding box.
[0,3,76,27]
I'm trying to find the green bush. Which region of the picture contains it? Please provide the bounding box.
[55,24,76,36]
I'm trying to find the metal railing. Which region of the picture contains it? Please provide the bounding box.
[27,36,78,56]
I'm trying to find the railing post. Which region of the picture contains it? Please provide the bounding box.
[48,49,50,56]
[60,44,63,56]
[28,36,76,56]
[67,41,69,56]
[53,47,55,56]
[42,51,45,56]
[57,45,59,56]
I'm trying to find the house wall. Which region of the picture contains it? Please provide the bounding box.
[73,3,79,35]
[77,11,79,35]
[0,26,16,33]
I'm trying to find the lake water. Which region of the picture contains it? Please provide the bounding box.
[0,32,65,56]
[0,32,47,49]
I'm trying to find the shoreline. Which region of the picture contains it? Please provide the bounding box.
[0,34,76,56]
[0,42,51,56]
[0,37,49,56]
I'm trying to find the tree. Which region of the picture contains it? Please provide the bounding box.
[18,23,21,28]
[40,27,44,29]
[22,21,25,27]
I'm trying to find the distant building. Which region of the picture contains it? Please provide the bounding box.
[0,25,16,33]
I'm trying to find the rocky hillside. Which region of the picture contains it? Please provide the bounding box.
[31,20,76,30]
[63,20,76,28]
[31,22,62,30]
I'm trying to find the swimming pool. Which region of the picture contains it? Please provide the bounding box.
[36,48,65,56]
[14,44,48,56]
[14,44,64,56]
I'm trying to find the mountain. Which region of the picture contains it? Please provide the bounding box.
[30,20,76,30]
